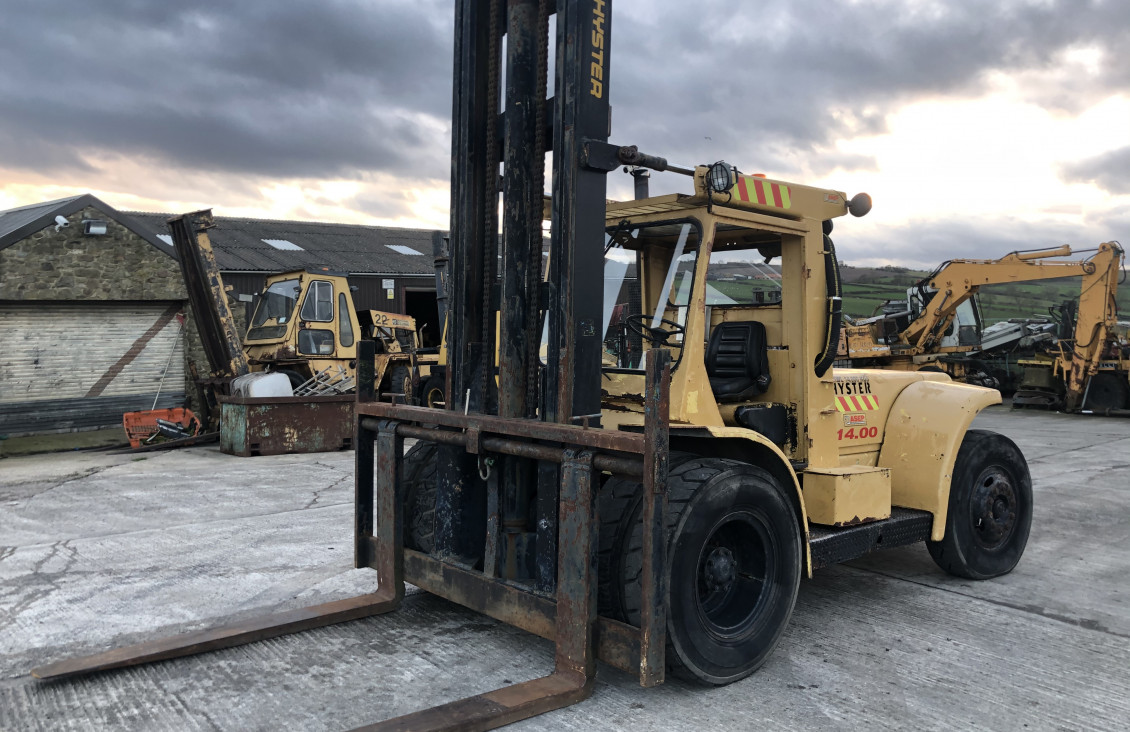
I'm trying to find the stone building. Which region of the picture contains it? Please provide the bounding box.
[0,195,199,436]
[0,195,441,437]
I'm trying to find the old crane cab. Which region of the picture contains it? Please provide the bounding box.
[243,268,425,397]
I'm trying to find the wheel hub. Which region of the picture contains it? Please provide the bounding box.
[971,468,1017,548]
[702,546,737,592]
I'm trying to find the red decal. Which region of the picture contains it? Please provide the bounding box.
[753,178,767,205]
[850,395,862,411]
[737,176,749,201]
[771,184,784,208]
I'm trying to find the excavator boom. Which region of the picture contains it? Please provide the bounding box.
[903,245,1099,349]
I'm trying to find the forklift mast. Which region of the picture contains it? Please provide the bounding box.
[447,0,609,423]
[435,0,622,583]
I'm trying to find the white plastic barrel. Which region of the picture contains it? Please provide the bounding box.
[231,372,294,398]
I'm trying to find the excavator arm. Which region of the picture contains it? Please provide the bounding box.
[901,244,1092,351]
[1059,242,1124,409]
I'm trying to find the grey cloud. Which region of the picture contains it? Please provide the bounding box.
[1060,146,1130,195]
[0,0,452,180]
[608,0,1130,175]
[1088,207,1130,237]
[2,0,1128,214]
[805,153,880,178]
[836,215,1124,271]
[343,190,420,221]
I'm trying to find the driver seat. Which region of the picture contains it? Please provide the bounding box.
[705,321,771,402]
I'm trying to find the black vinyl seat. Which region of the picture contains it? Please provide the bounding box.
[705,321,771,402]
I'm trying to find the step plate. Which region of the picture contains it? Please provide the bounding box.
[808,507,933,570]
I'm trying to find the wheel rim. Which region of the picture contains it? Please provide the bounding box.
[968,466,1019,550]
[425,386,444,408]
[695,511,773,636]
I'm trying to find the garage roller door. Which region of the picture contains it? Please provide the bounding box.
[0,302,186,435]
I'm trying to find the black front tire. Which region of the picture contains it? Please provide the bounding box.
[402,441,437,553]
[278,369,306,391]
[421,375,446,409]
[390,365,414,405]
[599,454,802,685]
[927,429,1032,579]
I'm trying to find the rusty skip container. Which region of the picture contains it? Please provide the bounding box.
[218,394,354,457]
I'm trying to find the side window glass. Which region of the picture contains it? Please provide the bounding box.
[297,329,335,355]
[338,293,355,347]
[300,281,334,322]
[706,246,781,306]
[599,220,698,372]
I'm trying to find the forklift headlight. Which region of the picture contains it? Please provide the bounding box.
[706,161,735,194]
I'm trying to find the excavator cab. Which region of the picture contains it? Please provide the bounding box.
[906,286,984,348]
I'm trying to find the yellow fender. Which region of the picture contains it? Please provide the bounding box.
[877,381,1001,540]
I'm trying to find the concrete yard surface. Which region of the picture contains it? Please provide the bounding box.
[1,407,1127,731]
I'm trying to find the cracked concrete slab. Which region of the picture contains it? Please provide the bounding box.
[1,408,1127,731]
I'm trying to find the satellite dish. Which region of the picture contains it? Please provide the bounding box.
[54,215,70,232]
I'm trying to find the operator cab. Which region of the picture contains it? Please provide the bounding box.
[600,215,792,447]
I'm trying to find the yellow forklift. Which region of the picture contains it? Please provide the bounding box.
[32,1,1033,728]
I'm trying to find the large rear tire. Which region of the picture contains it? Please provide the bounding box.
[599,454,802,685]
[927,429,1032,579]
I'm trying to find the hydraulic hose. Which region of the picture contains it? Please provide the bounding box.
[814,234,842,378]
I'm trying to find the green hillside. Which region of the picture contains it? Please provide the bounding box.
[703,262,1126,324]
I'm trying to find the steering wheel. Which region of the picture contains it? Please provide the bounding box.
[625,313,685,349]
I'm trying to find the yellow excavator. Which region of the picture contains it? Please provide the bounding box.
[839,243,1124,402]
[164,211,443,405]
[1010,246,1128,412]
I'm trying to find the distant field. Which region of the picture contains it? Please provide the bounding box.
[703,262,1127,324]
[709,280,779,302]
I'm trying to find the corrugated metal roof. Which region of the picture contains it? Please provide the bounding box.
[0,195,83,243]
[125,211,440,276]
[0,195,90,249]
[0,194,176,261]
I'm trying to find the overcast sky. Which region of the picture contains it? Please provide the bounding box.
[1,0,1127,268]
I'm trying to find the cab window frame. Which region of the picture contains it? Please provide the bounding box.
[299,280,334,323]
[600,216,705,376]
